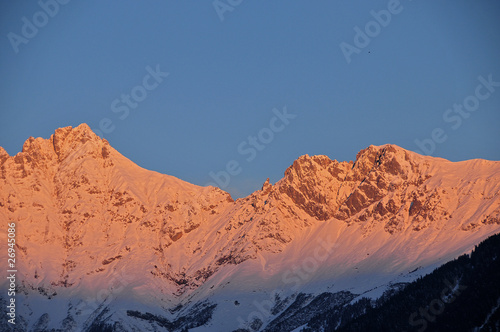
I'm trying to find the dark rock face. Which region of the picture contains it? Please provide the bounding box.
[276,147,388,221]
[278,155,349,221]
[280,183,331,221]
[274,145,459,234]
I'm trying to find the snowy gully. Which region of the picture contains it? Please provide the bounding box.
[237,235,338,331]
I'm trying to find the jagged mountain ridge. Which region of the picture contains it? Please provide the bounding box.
[1,123,499,331]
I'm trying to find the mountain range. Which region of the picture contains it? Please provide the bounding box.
[1,123,499,331]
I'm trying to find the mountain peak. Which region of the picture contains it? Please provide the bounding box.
[51,123,99,152]
[4,124,112,179]
[276,144,421,221]
[46,123,104,162]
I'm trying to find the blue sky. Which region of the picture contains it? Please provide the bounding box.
[1,0,499,198]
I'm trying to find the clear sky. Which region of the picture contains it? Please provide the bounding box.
[1,1,499,198]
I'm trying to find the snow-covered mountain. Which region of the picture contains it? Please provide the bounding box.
[1,124,499,331]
